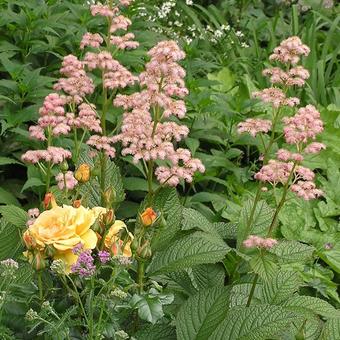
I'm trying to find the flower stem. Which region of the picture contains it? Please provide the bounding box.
[266,162,297,236]
[147,160,154,195]
[137,260,145,294]
[246,274,258,307]
[37,271,43,301]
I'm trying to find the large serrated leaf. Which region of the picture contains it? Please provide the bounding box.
[78,154,125,208]
[249,253,277,281]
[210,304,298,340]
[0,219,23,260]
[237,198,275,248]
[269,240,315,263]
[134,324,176,340]
[282,295,340,319]
[0,205,27,228]
[147,232,230,275]
[167,264,225,295]
[147,188,183,251]
[176,286,230,340]
[261,270,302,304]
[321,318,340,340]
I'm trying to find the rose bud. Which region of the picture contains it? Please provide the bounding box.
[31,252,47,271]
[44,244,56,257]
[103,188,116,208]
[140,208,157,227]
[75,164,91,183]
[60,160,69,173]
[23,230,36,249]
[43,192,57,210]
[137,241,152,259]
[73,199,82,208]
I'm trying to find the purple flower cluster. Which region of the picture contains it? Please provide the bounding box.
[71,250,96,278]
[98,251,111,264]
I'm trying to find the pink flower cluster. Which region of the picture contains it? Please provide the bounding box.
[80,33,103,50]
[243,235,278,249]
[255,160,294,184]
[237,118,272,137]
[304,142,326,154]
[55,171,78,190]
[283,105,324,144]
[54,55,95,104]
[269,36,310,65]
[27,208,40,226]
[262,66,310,87]
[113,40,205,186]
[276,149,303,162]
[22,147,72,165]
[87,135,116,158]
[67,103,102,133]
[291,181,323,200]
[252,88,300,108]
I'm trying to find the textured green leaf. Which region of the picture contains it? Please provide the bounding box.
[176,286,230,340]
[230,283,262,307]
[0,219,23,260]
[282,296,340,319]
[261,270,302,304]
[148,232,230,275]
[134,324,176,340]
[210,305,298,340]
[0,188,20,206]
[250,253,277,281]
[167,264,225,295]
[0,205,27,228]
[0,157,21,166]
[21,177,45,193]
[321,318,340,340]
[237,198,275,248]
[269,240,315,264]
[148,188,183,251]
[182,208,220,236]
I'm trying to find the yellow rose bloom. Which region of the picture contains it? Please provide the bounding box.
[23,205,106,272]
[104,220,133,257]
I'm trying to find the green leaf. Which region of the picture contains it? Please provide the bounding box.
[148,232,230,275]
[282,296,340,319]
[123,177,156,192]
[210,305,298,340]
[321,318,340,340]
[182,208,220,236]
[21,177,45,193]
[250,253,278,281]
[0,188,20,206]
[0,219,23,260]
[237,198,275,248]
[269,240,315,264]
[0,205,27,228]
[176,286,230,340]
[261,270,302,304]
[130,295,164,324]
[134,324,176,340]
[0,157,21,166]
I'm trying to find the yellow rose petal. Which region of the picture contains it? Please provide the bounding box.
[82,229,98,250]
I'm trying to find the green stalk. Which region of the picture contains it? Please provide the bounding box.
[266,162,297,237]
[147,160,154,195]
[38,271,43,301]
[137,260,145,294]
[246,274,258,307]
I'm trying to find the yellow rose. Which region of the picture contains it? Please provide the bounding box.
[74,164,91,183]
[23,205,106,272]
[104,220,133,257]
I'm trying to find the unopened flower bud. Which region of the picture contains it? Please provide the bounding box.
[31,252,47,271]
[103,188,116,208]
[137,241,152,259]
[75,164,91,183]
[23,230,36,249]
[44,245,56,257]
[140,207,157,227]
[130,238,139,253]
[44,192,56,210]
[73,199,82,208]
[102,209,115,226]
[60,160,69,173]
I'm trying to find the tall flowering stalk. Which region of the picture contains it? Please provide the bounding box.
[238,36,325,245]
[113,41,205,193]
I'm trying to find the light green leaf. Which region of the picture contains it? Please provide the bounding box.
[0,205,27,228]
[0,219,23,260]
[130,295,164,324]
[0,157,21,166]
[250,253,277,281]
[176,286,230,340]
[0,188,20,206]
[21,178,45,193]
[148,232,230,275]
[282,296,340,319]
[261,270,302,304]
[134,324,176,340]
[321,318,340,340]
[211,304,298,340]
[269,240,315,264]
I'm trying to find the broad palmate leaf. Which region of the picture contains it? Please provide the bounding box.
[176,286,230,340]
